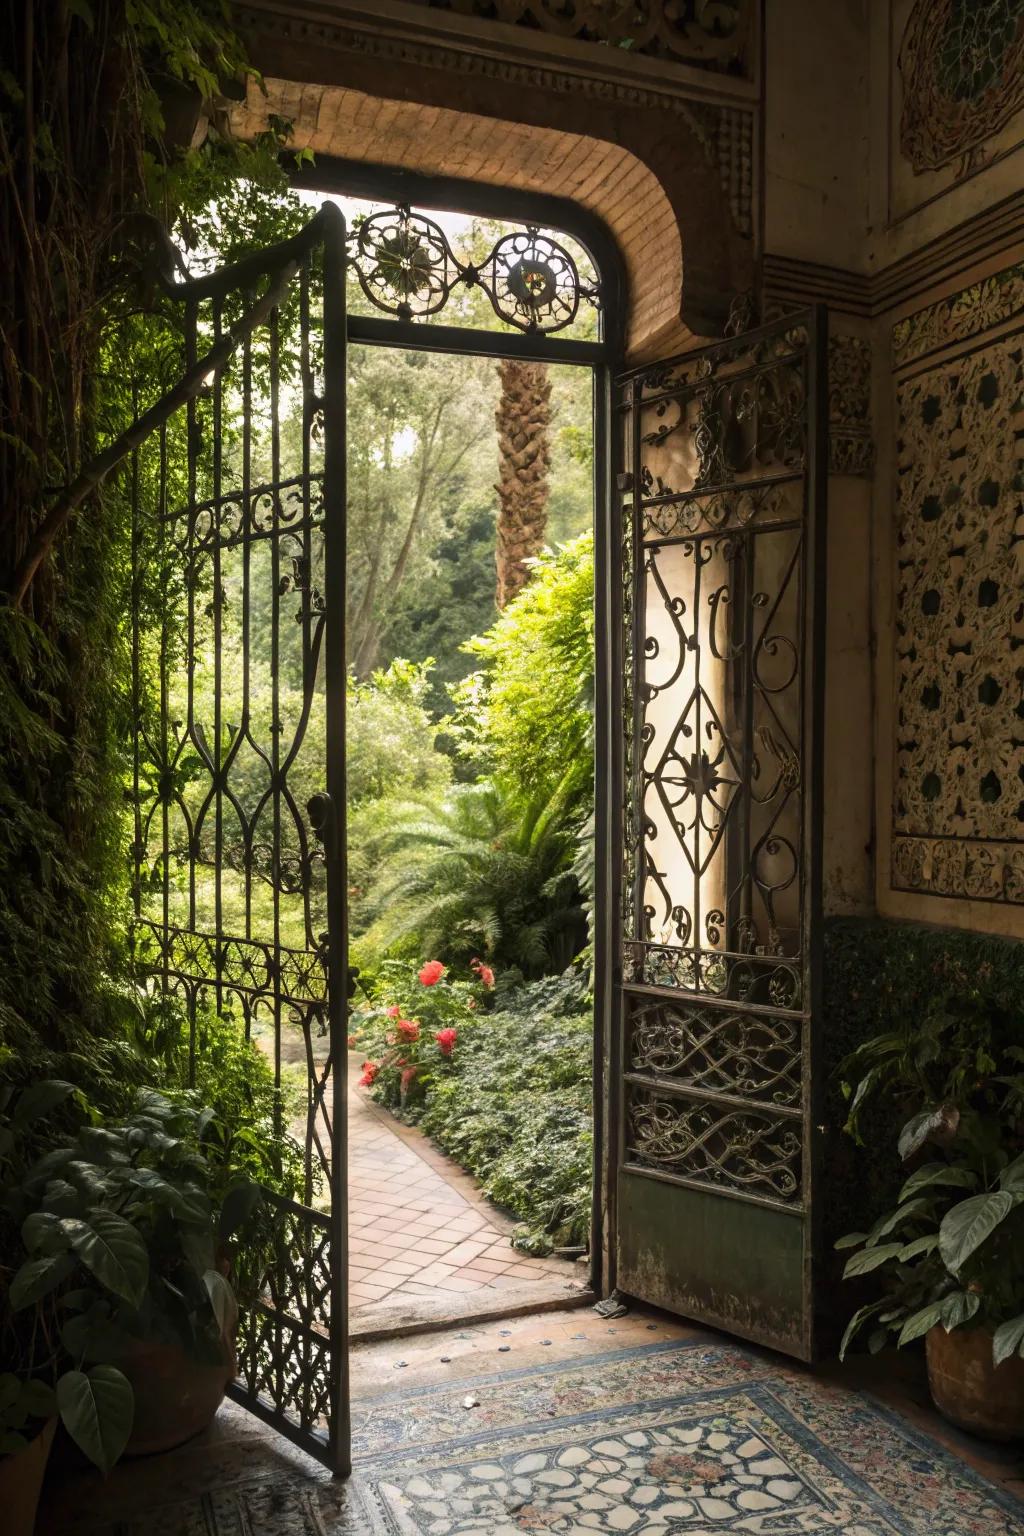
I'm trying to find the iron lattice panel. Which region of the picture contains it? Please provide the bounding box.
[129,209,348,1466]
[617,316,820,1211]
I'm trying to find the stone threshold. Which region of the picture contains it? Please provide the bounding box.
[350,1275,594,1342]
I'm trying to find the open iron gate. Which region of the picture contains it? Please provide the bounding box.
[129,205,350,1469]
[612,308,828,1359]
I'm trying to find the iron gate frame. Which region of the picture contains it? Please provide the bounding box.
[129,172,625,1475]
[609,307,829,1359]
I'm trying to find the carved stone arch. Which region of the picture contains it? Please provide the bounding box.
[231,10,754,358]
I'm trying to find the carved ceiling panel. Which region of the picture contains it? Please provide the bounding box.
[402,0,751,74]
[891,298,1024,906]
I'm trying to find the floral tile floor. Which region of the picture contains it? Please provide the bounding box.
[38,1307,1024,1536]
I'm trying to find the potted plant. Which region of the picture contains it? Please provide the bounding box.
[1,1078,258,1523]
[835,980,1024,1438]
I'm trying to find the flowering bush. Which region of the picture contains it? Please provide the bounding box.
[348,958,484,1110]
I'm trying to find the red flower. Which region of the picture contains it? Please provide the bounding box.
[397,1018,420,1042]
[400,1066,419,1092]
[435,1028,457,1057]
[419,960,446,986]
[471,957,495,988]
[358,1060,379,1087]
[386,1004,402,1018]
[347,1034,358,1048]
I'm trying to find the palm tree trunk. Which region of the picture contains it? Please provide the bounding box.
[494,359,551,609]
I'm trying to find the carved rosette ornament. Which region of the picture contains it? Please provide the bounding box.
[891,311,1024,906]
[899,0,1024,175]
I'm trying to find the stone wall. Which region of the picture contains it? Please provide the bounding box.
[763,0,1024,942]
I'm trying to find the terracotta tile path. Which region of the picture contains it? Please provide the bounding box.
[344,1053,582,1322]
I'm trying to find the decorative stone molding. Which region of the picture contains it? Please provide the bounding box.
[890,314,1024,907]
[898,0,1024,176]
[891,258,1024,368]
[828,335,874,477]
[235,3,757,244]
[398,0,752,75]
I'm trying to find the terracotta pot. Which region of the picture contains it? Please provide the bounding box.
[0,1417,56,1536]
[926,1325,1024,1440]
[121,1339,235,1457]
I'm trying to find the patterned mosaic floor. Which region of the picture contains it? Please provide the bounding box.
[42,1331,1024,1535]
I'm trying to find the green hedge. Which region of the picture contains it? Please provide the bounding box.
[410,966,593,1254]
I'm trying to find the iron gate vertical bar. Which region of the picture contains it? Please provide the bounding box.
[804,304,829,1357]
[320,200,351,1478]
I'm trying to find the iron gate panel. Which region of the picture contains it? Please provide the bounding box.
[129,207,349,1468]
[613,309,827,1359]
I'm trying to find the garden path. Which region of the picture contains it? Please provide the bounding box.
[344,1053,584,1328]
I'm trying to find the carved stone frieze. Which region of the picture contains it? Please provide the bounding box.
[891,321,1024,907]
[400,0,751,74]
[892,259,1024,368]
[898,0,1024,176]
[828,334,874,477]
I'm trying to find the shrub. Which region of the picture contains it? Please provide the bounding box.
[348,958,486,1110]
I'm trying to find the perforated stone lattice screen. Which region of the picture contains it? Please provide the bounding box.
[891,298,1024,906]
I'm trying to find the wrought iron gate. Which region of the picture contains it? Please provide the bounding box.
[613,309,827,1359]
[129,206,350,1468]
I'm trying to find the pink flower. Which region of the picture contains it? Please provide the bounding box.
[386,1005,402,1018]
[419,960,446,986]
[347,1034,358,1048]
[471,957,495,988]
[358,1060,379,1087]
[435,1028,457,1057]
[397,1018,420,1042]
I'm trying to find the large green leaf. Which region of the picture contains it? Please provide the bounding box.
[22,1209,69,1255]
[866,1198,932,1245]
[993,1314,1024,1366]
[999,1155,1024,1195]
[218,1181,261,1241]
[56,1366,134,1474]
[9,1251,77,1310]
[61,1211,149,1305]
[938,1191,1015,1274]
[898,1163,977,1204]
[842,1242,904,1278]
[940,1290,981,1331]
[898,1232,939,1263]
[838,1300,884,1361]
[898,1103,959,1162]
[898,1300,944,1346]
[13,1080,77,1127]
[203,1269,238,1342]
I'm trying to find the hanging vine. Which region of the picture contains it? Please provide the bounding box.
[0,0,296,1095]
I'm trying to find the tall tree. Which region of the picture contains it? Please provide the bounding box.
[494,360,552,608]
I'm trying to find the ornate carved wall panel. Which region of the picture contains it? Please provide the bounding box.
[828,334,874,477]
[899,0,1024,174]
[402,0,752,75]
[891,288,1024,906]
[888,0,1024,227]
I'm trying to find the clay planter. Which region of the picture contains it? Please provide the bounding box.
[0,1417,56,1536]
[926,1325,1024,1440]
[121,1339,235,1457]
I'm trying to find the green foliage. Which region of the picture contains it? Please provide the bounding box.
[413,966,593,1253]
[355,776,588,978]
[1,1082,257,1472]
[449,532,594,809]
[835,960,1024,1364]
[346,659,452,808]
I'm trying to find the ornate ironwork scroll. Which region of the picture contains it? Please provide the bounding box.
[891,309,1024,907]
[616,312,825,1212]
[348,206,600,334]
[129,208,348,1467]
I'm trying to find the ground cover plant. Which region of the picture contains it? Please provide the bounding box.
[350,961,592,1255]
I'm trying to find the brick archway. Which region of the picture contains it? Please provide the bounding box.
[231,23,751,358]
